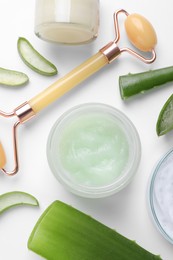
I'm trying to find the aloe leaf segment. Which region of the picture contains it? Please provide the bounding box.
[156,94,173,136]
[28,200,161,260]
[0,191,39,215]
[119,66,173,99]
[0,67,29,86]
[17,37,57,76]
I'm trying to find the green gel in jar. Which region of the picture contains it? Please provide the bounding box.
[47,103,141,198]
[59,114,128,186]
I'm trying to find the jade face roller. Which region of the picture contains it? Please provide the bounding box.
[0,9,157,175]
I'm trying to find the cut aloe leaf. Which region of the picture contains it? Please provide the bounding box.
[0,191,39,215]
[28,201,161,260]
[156,94,173,136]
[17,37,57,76]
[0,67,28,86]
[119,66,173,100]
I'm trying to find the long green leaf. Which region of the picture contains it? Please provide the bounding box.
[28,200,161,260]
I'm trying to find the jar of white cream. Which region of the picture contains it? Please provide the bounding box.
[34,0,99,45]
[149,148,173,243]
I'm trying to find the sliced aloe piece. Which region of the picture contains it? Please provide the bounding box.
[28,201,161,260]
[0,67,28,86]
[156,94,173,136]
[0,191,39,215]
[17,37,57,76]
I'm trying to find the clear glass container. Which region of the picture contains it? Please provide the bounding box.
[148,148,173,244]
[47,103,141,198]
[34,0,99,45]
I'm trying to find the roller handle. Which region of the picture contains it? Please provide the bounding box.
[28,52,109,114]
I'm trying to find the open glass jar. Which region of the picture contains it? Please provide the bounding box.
[47,103,141,198]
[148,148,173,244]
[34,0,100,45]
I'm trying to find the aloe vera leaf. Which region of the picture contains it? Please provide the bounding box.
[17,37,57,76]
[0,191,39,215]
[119,66,173,100]
[28,200,161,260]
[0,67,28,86]
[156,94,173,136]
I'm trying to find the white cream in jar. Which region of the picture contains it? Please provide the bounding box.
[149,149,173,243]
[34,0,99,44]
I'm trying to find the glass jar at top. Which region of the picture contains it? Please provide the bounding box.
[34,0,100,45]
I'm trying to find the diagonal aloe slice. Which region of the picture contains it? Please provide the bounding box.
[0,191,39,215]
[0,67,28,86]
[17,37,57,76]
[28,201,161,260]
[156,94,173,136]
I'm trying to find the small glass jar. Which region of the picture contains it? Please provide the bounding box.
[148,148,173,244]
[34,0,99,45]
[47,103,141,198]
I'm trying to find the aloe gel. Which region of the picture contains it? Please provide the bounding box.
[58,113,129,186]
[47,104,141,198]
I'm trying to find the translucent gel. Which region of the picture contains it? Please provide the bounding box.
[47,104,141,198]
[57,113,129,187]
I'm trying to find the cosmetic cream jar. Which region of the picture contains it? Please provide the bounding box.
[148,148,173,244]
[47,103,141,198]
[34,0,99,45]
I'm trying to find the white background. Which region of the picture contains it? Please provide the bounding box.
[0,0,173,259]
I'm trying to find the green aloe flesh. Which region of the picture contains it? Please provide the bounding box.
[17,37,57,76]
[0,67,28,86]
[28,200,161,260]
[0,191,39,215]
[119,66,173,100]
[156,94,173,136]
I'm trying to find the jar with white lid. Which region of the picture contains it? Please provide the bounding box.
[34,0,100,45]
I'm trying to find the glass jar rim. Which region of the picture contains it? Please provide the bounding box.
[148,148,173,244]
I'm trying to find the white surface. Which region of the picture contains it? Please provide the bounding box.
[0,0,173,259]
